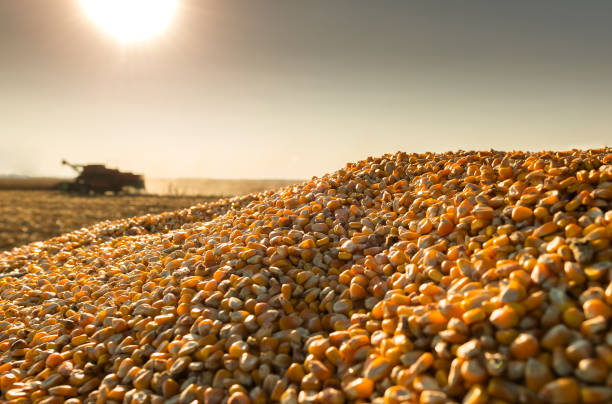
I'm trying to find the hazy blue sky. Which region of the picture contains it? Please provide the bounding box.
[1,1,611,179]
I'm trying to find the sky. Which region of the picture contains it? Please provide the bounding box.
[1,1,611,179]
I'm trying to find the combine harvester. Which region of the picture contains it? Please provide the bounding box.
[59,159,145,195]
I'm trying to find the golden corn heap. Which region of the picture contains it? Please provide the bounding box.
[1,150,611,404]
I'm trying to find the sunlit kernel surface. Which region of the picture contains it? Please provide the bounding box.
[80,0,178,43]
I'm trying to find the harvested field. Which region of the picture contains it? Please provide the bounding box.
[0,191,215,251]
[0,177,301,196]
[0,149,611,404]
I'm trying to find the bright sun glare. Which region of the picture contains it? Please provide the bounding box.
[80,0,178,43]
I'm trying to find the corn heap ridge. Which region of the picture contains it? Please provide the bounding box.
[0,149,611,404]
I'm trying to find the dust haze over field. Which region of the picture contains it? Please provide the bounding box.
[0,177,300,197]
[145,178,302,197]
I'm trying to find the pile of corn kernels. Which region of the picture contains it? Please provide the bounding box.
[0,149,611,404]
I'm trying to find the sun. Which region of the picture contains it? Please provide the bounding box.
[80,0,178,43]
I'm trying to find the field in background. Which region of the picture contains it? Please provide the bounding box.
[0,177,63,190]
[0,177,301,195]
[0,191,213,251]
[145,178,301,196]
[0,178,301,251]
